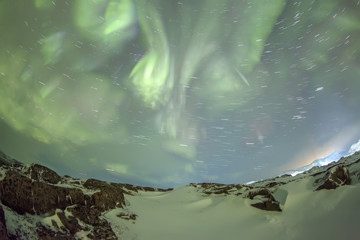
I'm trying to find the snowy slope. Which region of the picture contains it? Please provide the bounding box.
[112,181,359,240]
[0,150,359,239]
[111,152,360,240]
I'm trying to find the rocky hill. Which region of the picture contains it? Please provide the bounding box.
[0,150,359,239]
[0,150,172,239]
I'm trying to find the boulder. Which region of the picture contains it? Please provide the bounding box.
[27,164,61,184]
[67,205,102,226]
[247,188,273,200]
[265,182,285,188]
[117,212,138,221]
[251,199,282,212]
[192,183,245,195]
[57,211,84,235]
[246,188,282,211]
[316,165,351,191]
[84,179,126,211]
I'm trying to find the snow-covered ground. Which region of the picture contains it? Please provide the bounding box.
[1,149,359,239]
[105,153,360,240]
[108,183,359,240]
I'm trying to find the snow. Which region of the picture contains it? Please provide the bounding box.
[1,150,359,239]
[2,203,41,239]
[284,139,360,177]
[107,157,360,240]
[53,181,100,196]
[284,151,346,176]
[347,139,360,156]
[74,230,92,240]
[277,180,360,239]
[103,208,138,239]
[41,209,64,232]
[286,141,360,178]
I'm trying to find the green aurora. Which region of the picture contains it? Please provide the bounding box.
[0,0,360,187]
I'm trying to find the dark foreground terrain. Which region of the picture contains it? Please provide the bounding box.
[0,150,359,239]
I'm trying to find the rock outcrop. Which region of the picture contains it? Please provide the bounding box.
[0,169,119,238]
[190,183,250,196]
[190,183,282,211]
[0,152,172,239]
[316,165,351,191]
[26,164,62,184]
[0,170,87,215]
[246,188,282,211]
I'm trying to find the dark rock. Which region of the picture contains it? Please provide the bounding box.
[316,165,351,191]
[265,182,284,188]
[191,183,249,195]
[84,179,125,211]
[113,184,172,193]
[117,212,137,221]
[0,205,9,240]
[129,213,137,220]
[199,183,226,189]
[36,224,75,240]
[279,174,292,178]
[251,199,282,212]
[158,187,174,192]
[246,188,282,211]
[67,205,102,226]
[216,186,233,194]
[193,183,240,195]
[57,211,83,235]
[0,171,87,215]
[68,206,117,239]
[120,183,141,193]
[0,154,136,239]
[61,205,117,238]
[27,164,61,184]
[91,224,117,240]
[234,184,245,190]
[83,178,111,189]
[247,188,274,200]
[0,170,121,238]
[142,186,156,191]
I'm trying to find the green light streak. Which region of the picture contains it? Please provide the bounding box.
[34,0,56,10]
[130,1,171,109]
[74,0,136,50]
[1,0,359,158]
[40,32,66,65]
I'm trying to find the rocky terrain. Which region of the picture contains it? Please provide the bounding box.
[0,150,359,239]
[0,151,172,239]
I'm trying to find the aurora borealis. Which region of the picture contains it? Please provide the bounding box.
[1,0,360,187]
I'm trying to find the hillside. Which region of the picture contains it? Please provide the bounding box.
[0,150,359,239]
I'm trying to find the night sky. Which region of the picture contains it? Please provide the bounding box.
[1,0,360,187]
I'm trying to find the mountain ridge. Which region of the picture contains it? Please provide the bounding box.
[0,149,359,239]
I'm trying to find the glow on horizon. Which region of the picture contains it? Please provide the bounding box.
[282,123,360,173]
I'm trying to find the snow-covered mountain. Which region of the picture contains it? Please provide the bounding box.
[284,151,347,176]
[284,139,360,176]
[0,149,359,239]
